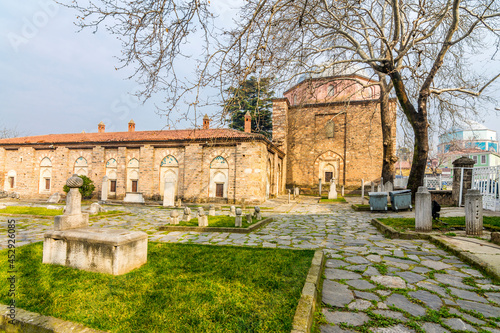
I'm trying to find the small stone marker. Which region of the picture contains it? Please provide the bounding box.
[235,208,242,227]
[197,207,208,227]
[241,199,246,210]
[385,181,393,192]
[361,179,365,204]
[208,204,215,216]
[328,180,338,199]
[288,189,291,203]
[170,210,179,225]
[254,206,262,220]
[465,189,483,236]
[89,203,106,215]
[163,180,175,207]
[101,176,109,202]
[319,178,322,196]
[377,184,382,192]
[294,187,300,197]
[175,198,182,207]
[46,205,59,210]
[47,192,61,203]
[54,175,89,230]
[229,205,236,217]
[182,206,192,221]
[341,185,344,197]
[415,186,432,232]
[246,213,252,224]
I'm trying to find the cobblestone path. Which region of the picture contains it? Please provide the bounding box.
[1,199,499,332]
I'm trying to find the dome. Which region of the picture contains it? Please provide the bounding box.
[296,63,371,84]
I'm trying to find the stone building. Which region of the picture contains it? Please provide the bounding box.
[0,118,284,204]
[272,65,396,190]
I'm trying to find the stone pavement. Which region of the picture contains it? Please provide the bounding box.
[0,197,499,332]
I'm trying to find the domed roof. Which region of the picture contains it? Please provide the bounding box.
[296,63,371,84]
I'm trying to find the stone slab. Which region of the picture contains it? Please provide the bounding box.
[322,310,369,326]
[322,280,354,307]
[385,294,427,317]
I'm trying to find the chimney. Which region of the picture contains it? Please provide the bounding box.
[244,111,251,133]
[98,121,105,133]
[128,119,135,132]
[203,114,210,129]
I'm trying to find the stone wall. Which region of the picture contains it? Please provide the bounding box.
[0,140,284,204]
[284,99,396,188]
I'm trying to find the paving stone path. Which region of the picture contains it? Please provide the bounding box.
[1,197,499,332]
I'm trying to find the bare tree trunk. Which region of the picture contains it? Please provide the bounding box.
[379,76,396,184]
[407,114,429,194]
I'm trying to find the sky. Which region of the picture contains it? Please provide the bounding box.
[1,1,499,140]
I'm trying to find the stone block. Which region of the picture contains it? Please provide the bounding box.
[465,189,483,236]
[47,192,61,203]
[491,232,500,245]
[89,203,106,215]
[123,192,145,203]
[54,213,89,231]
[415,186,432,232]
[43,228,148,275]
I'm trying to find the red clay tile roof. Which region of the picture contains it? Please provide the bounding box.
[0,128,264,145]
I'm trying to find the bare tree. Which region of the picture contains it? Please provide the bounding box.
[62,0,500,193]
[0,126,20,139]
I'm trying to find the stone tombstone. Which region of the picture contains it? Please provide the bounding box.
[182,206,192,221]
[175,198,182,207]
[328,181,337,199]
[170,210,180,225]
[246,213,252,224]
[47,192,61,203]
[254,206,262,220]
[415,186,432,232]
[452,156,475,206]
[208,204,215,216]
[288,189,291,203]
[229,205,236,217]
[241,198,246,210]
[465,189,483,236]
[385,181,393,193]
[319,178,322,196]
[235,207,243,227]
[54,175,89,230]
[89,203,106,215]
[101,176,109,202]
[341,185,344,197]
[163,180,175,207]
[361,179,365,204]
[294,187,300,196]
[197,207,208,227]
[377,185,382,192]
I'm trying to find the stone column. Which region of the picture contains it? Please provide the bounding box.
[197,207,208,227]
[229,205,236,217]
[101,176,109,202]
[235,208,242,227]
[415,186,432,232]
[452,156,475,206]
[208,205,215,216]
[465,189,483,236]
[54,175,89,231]
[288,189,290,203]
[341,185,344,197]
[319,178,322,197]
[361,179,365,204]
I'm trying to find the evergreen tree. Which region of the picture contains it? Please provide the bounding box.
[226,77,274,139]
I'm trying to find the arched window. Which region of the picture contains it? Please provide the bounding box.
[209,156,229,198]
[6,170,16,190]
[106,158,118,193]
[74,157,88,176]
[127,158,140,192]
[39,157,52,193]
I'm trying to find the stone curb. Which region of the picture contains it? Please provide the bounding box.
[0,304,107,333]
[371,218,500,282]
[158,217,274,234]
[291,249,325,333]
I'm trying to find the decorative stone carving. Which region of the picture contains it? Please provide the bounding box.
[415,186,432,232]
[197,207,208,227]
[170,210,180,225]
[235,207,242,227]
[182,207,192,221]
[328,181,338,199]
[465,189,483,236]
[254,206,262,220]
[163,180,175,207]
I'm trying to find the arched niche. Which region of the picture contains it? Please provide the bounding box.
[5,170,16,190]
[209,156,229,198]
[127,158,140,192]
[39,157,52,193]
[74,157,88,176]
[160,155,179,196]
[106,158,118,194]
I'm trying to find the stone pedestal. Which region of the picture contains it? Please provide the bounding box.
[101,176,109,202]
[55,187,89,231]
[328,181,337,199]
[208,205,215,216]
[197,208,208,227]
[43,229,147,275]
[182,207,192,222]
[235,208,242,227]
[465,189,483,236]
[163,181,175,207]
[415,186,432,232]
[452,156,475,206]
[123,192,145,203]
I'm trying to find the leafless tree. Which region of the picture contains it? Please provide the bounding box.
[61,0,500,193]
[0,126,20,139]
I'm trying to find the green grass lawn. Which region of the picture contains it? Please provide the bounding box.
[378,216,500,232]
[0,206,123,217]
[0,242,314,333]
[178,215,259,228]
[319,196,347,203]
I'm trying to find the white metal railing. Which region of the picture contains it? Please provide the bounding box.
[472,166,500,211]
[394,176,408,188]
[423,175,453,190]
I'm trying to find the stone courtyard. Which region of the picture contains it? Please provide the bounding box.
[1,196,499,332]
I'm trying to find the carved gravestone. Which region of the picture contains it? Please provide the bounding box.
[197,207,208,227]
[415,186,432,232]
[229,205,236,217]
[328,181,337,199]
[465,189,483,236]
[235,208,243,227]
[89,203,106,215]
[163,180,175,207]
[452,156,475,206]
[101,176,109,202]
[182,206,192,221]
[47,192,61,203]
[208,204,215,216]
[385,181,393,193]
[246,213,252,224]
[254,206,262,220]
[170,210,180,225]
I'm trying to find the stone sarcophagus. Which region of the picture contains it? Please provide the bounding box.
[43,174,148,275]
